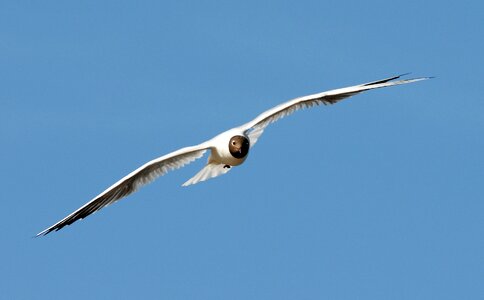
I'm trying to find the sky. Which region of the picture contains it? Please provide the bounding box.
[1,0,483,299]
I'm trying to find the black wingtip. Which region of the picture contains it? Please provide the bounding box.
[35,226,57,237]
[362,73,409,86]
[35,230,48,238]
[362,73,434,87]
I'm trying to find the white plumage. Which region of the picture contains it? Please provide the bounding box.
[37,74,430,236]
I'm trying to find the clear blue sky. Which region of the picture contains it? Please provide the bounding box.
[1,1,483,299]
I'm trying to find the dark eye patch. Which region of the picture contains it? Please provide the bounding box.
[229,135,250,159]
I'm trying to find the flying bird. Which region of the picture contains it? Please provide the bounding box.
[37,74,430,236]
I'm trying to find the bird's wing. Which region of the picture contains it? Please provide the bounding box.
[37,143,212,236]
[242,74,430,145]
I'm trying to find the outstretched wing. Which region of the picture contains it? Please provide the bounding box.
[242,74,430,145]
[37,143,211,236]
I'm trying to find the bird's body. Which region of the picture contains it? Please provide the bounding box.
[37,74,430,236]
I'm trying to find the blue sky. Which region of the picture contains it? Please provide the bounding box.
[1,1,483,299]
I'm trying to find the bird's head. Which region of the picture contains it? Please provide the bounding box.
[228,135,250,159]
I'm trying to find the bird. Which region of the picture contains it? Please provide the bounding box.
[37,74,430,236]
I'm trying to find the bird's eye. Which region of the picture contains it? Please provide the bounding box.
[232,141,236,145]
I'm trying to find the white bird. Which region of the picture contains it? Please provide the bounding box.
[37,74,430,236]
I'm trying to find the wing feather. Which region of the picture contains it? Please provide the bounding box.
[241,74,430,142]
[37,143,211,236]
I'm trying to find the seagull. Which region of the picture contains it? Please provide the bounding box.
[37,74,430,236]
